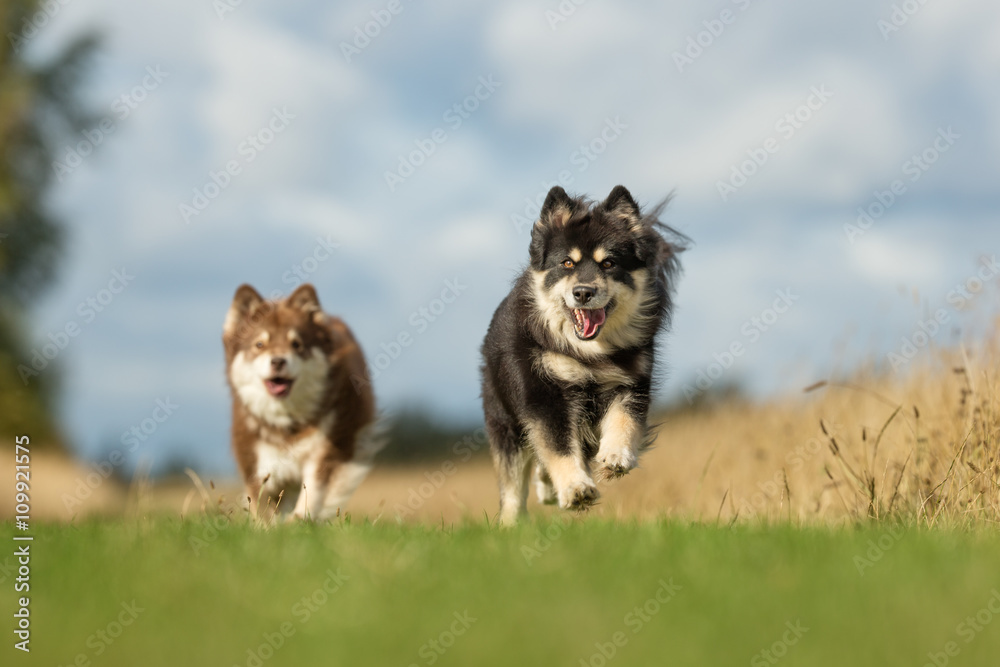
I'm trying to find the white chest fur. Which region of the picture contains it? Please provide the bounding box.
[254,417,332,492]
[536,351,636,388]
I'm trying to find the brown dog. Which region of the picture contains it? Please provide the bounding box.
[223,284,377,520]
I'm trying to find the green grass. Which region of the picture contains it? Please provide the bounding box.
[4,518,1000,666]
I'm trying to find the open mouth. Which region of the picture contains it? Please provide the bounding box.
[264,377,294,398]
[571,307,607,341]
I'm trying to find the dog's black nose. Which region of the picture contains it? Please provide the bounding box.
[271,357,287,372]
[573,286,595,305]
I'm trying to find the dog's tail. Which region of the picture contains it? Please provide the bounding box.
[355,414,390,461]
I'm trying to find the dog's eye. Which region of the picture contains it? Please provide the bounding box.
[255,341,264,349]
[601,259,615,270]
[291,340,302,352]
[562,259,575,269]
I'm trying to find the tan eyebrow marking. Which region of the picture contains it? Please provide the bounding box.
[593,247,608,262]
[569,248,582,262]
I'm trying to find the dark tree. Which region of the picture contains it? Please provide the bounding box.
[0,1,97,444]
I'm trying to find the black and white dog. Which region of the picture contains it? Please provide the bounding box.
[481,185,687,525]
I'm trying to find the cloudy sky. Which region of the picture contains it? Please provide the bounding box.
[21,0,1000,474]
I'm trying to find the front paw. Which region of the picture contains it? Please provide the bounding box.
[596,447,637,480]
[558,478,599,511]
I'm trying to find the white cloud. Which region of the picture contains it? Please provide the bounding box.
[423,212,514,266]
[260,192,381,251]
[200,18,364,153]
[850,226,947,289]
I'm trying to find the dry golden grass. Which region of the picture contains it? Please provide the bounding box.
[8,338,998,528]
[815,342,1000,527]
[353,337,1000,528]
[643,337,1000,527]
[0,450,128,520]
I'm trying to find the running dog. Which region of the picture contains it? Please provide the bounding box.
[223,284,378,520]
[481,185,687,525]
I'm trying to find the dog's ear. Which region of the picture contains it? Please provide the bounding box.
[224,284,265,336]
[530,187,576,269]
[601,185,642,231]
[287,284,321,313]
[537,186,575,230]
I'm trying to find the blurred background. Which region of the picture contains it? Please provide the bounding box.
[2,0,1000,481]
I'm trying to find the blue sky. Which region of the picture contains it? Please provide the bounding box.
[19,1,1000,475]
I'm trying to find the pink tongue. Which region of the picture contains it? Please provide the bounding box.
[581,308,606,338]
[266,380,292,397]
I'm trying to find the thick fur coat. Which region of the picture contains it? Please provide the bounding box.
[481,185,687,524]
[223,284,377,520]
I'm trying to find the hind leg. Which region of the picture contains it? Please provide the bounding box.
[494,446,532,527]
[487,417,533,526]
[292,434,379,522]
[534,463,558,505]
[314,458,376,521]
[317,424,384,520]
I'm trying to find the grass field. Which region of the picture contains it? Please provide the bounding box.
[5,518,1000,667]
[5,341,1000,666]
